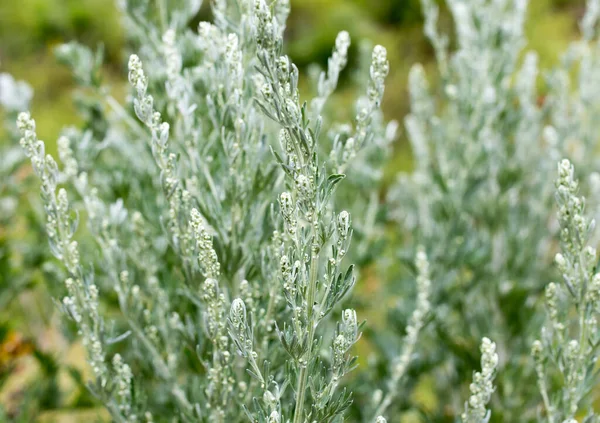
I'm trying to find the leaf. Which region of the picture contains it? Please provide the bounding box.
[323,173,346,203]
[270,146,294,178]
[254,98,278,122]
[106,330,131,345]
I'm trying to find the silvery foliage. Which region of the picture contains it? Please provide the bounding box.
[0,71,32,172]
[14,0,395,421]
[533,160,600,423]
[387,0,600,420]
[13,0,600,421]
[0,72,33,113]
[462,337,499,423]
[370,247,432,421]
[0,71,32,196]
[545,0,600,243]
[374,336,498,423]
[0,71,36,308]
[328,39,398,265]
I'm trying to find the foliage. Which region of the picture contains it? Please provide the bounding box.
[10,0,396,421]
[533,160,600,423]
[380,0,600,421]
[5,0,600,422]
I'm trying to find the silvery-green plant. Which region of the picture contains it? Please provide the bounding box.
[544,0,600,244]
[369,246,431,421]
[0,72,80,419]
[13,0,399,421]
[532,160,600,423]
[0,72,33,202]
[384,0,600,420]
[462,337,499,423]
[0,72,33,239]
[12,0,600,422]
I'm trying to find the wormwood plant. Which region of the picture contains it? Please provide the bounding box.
[1,71,94,420]
[533,160,600,423]
[382,0,600,421]
[0,73,34,304]
[12,0,600,422]
[12,0,405,421]
[382,0,551,417]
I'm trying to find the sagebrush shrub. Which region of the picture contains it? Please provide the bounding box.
[13,0,396,421]
[382,0,600,420]
[6,0,600,422]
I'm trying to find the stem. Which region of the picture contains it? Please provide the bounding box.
[370,342,415,421]
[293,354,309,423]
[261,281,279,354]
[105,95,146,139]
[156,0,167,33]
[536,368,553,423]
[171,386,195,416]
[293,247,319,423]
[106,399,128,423]
[573,296,588,415]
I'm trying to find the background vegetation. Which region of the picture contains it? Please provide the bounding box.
[0,0,590,420]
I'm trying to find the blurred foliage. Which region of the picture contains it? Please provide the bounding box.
[0,0,587,144]
[0,0,590,420]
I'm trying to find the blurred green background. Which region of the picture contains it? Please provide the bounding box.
[0,0,586,149]
[0,0,588,420]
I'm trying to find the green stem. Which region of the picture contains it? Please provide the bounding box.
[106,399,128,423]
[105,95,146,139]
[156,0,167,33]
[574,296,588,415]
[293,247,319,423]
[536,371,553,423]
